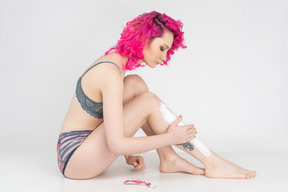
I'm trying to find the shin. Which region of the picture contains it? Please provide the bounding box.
[159,101,211,157]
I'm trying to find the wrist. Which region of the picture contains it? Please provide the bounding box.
[124,155,131,159]
[164,132,174,145]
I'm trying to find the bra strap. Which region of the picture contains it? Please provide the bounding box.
[81,61,121,77]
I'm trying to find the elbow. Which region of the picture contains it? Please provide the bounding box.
[107,139,127,156]
[109,146,126,156]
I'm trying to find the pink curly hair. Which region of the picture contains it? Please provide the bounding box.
[105,11,187,70]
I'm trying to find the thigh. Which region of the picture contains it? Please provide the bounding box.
[64,92,159,179]
[123,74,149,104]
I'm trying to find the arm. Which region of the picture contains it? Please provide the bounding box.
[101,68,192,155]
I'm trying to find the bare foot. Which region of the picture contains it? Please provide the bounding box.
[160,155,204,175]
[204,152,256,179]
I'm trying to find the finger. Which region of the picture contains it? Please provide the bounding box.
[188,129,195,135]
[134,164,143,170]
[134,162,144,170]
[188,124,195,128]
[172,115,183,126]
[188,125,195,129]
[138,157,146,170]
[189,128,197,133]
[134,162,142,169]
[127,157,136,165]
[189,133,196,139]
[181,124,194,128]
[186,125,195,131]
[189,130,197,136]
[133,161,138,167]
[133,157,145,170]
[135,163,145,170]
[179,124,195,130]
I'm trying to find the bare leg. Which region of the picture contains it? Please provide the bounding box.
[124,75,256,179]
[142,122,204,175]
[124,75,203,175]
[173,145,256,179]
[123,75,256,179]
[157,101,257,179]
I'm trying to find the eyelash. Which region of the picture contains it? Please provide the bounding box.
[160,46,165,51]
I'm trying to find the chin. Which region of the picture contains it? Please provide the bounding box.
[145,63,153,68]
[146,62,157,68]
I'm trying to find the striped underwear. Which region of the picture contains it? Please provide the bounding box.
[57,130,92,177]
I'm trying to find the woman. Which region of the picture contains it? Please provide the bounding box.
[57,11,256,180]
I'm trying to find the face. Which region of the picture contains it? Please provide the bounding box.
[142,30,174,68]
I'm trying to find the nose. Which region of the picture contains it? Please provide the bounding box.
[161,53,167,62]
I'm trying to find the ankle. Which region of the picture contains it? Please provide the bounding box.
[197,151,219,168]
[157,148,178,161]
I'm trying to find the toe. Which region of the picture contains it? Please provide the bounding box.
[249,171,256,178]
[247,172,255,179]
[240,174,248,179]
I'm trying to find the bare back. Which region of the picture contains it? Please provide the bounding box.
[60,53,124,133]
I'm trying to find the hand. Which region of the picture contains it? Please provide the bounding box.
[125,155,146,170]
[167,115,197,145]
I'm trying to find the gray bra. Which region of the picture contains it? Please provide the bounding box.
[75,61,121,119]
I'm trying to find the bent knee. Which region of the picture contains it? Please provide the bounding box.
[124,74,143,82]
[124,74,149,93]
[140,92,161,109]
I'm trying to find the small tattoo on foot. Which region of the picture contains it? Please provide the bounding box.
[177,142,194,151]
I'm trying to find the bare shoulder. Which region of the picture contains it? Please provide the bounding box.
[93,61,123,93]
[83,57,122,83]
[100,65,123,87]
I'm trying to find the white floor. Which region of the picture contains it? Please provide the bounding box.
[1,151,288,192]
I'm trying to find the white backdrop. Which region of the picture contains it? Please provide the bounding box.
[0,0,287,154]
